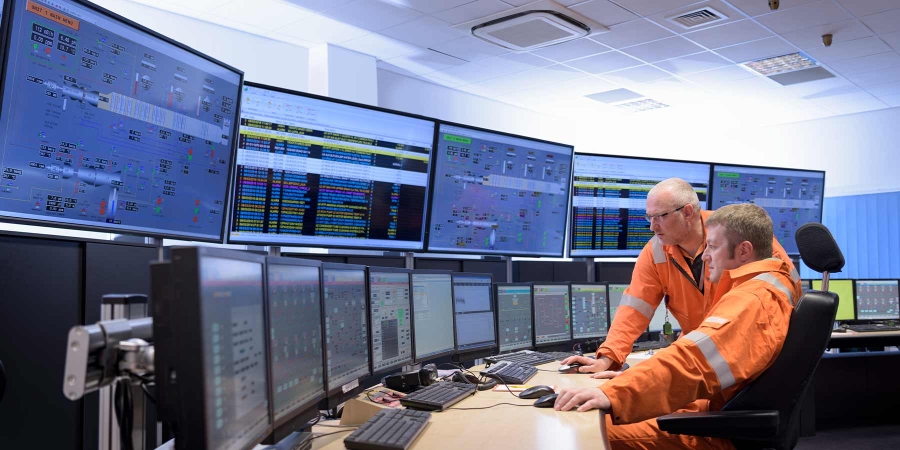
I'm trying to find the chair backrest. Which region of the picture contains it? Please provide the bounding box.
[722,290,839,450]
[0,359,5,403]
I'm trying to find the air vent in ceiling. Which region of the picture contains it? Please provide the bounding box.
[453,0,608,51]
[667,7,727,29]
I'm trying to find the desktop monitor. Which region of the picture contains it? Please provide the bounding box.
[608,284,629,323]
[801,279,813,294]
[367,267,413,375]
[452,273,496,360]
[321,263,370,406]
[533,283,571,347]
[411,270,456,362]
[570,154,711,257]
[154,247,271,450]
[0,0,243,241]
[495,283,534,352]
[228,82,436,251]
[263,256,325,442]
[813,279,854,321]
[569,283,610,340]
[426,122,574,257]
[711,164,825,255]
[854,279,900,321]
[648,301,682,333]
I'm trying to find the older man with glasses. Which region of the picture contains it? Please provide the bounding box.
[562,178,801,378]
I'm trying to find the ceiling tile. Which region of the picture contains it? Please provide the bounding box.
[463,64,585,97]
[387,0,473,14]
[609,0,700,17]
[386,49,467,75]
[826,97,889,115]
[835,0,900,17]
[729,0,820,16]
[377,60,420,77]
[601,65,671,84]
[416,73,465,88]
[781,19,874,50]
[756,1,852,34]
[431,0,513,25]
[475,52,555,75]
[714,37,796,63]
[860,9,900,34]
[530,38,610,62]
[542,76,619,96]
[380,15,465,48]
[845,66,900,87]
[323,0,422,31]
[273,14,370,43]
[425,60,516,85]
[653,51,732,75]
[339,33,421,59]
[805,36,892,63]
[805,87,876,105]
[563,51,643,73]
[884,31,900,51]
[683,20,773,50]
[283,0,355,12]
[207,0,312,30]
[430,36,509,62]
[569,0,639,27]
[590,19,674,49]
[680,65,757,85]
[828,51,900,76]
[267,32,319,48]
[585,88,644,103]
[879,92,900,107]
[866,80,900,96]
[202,15,269,36]
[621,36,704,63]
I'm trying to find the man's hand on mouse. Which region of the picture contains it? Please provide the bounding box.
[560,355,613,374]
[554,387,611,412]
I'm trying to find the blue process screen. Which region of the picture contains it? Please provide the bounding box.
[0,0,241,240]
[427,123,573,256]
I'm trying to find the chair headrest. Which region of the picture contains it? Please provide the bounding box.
[795,223,844,274]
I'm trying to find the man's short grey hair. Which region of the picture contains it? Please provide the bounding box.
[648,178,701,211]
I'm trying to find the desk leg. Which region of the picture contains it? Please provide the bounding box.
[799,380,816,437]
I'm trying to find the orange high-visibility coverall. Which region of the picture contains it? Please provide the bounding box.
[598,258,797,450]
[597,210,801,369]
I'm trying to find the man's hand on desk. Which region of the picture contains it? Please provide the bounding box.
[554,387,611,412]
[561,355,613,374]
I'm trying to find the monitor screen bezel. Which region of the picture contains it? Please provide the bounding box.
[569,152,713,258]
[263,256,326,430]
[226,80,438,251]
[710,162,826,256]
[365,266,413,376]
[320,262,372,398]
[0,0,244,242]
[568,282,610,340]
[531,281,574,348]
[425,120,575,257]
[410,269,457,363]
[493,282,534,353]
[852,278,900,322]
[451,271,498,357]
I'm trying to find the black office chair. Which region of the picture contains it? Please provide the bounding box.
[656,223,844,450]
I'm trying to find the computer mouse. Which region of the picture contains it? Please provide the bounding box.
[533,393,558,408]
[519,385,555,399]
[557,362,584,374]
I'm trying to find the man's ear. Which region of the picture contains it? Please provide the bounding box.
[682,203,697,220]
[737,241,754,262]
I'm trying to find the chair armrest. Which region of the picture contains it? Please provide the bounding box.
[656,410,779,440]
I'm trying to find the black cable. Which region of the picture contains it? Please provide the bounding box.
[480,373,520,398]
[114,378,135,450]
[445,403,533,411]
[315,423,359,428]
[437,363,482,392]
[140,382,156,404]
[309,430,355,440]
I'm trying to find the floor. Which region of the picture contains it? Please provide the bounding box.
[795,424,900,449]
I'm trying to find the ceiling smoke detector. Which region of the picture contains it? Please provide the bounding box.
[453,0,608,52]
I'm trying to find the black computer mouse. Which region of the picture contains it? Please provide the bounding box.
[557,362,584,374]
[519,385,555,399]
[533,393,558,408]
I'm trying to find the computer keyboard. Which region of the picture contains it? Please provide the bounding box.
[632,340,669,351]
[842,324,900,332]
[344,409,431,450]
[399,381,476,411]
[481,360,538,385]
[542,351,589,361]
[485,350,557,366]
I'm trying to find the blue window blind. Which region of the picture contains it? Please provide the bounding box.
[799,191,900,279]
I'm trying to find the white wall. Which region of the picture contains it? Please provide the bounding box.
[91,0,309,92]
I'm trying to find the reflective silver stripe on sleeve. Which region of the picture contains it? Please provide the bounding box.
[753,273,795,306]
[704,316,728,324]
[790,267,800,283]
[651,236,666,264]
[683,330,736,390]
[620,294,655,320]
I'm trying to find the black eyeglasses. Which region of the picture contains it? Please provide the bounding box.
[644,204,687,222]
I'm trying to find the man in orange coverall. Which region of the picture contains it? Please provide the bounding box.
[562,178,800,376]
[554,203,797,450]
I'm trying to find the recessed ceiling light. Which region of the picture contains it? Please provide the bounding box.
[613,99,669,112]
[742,52,818,76]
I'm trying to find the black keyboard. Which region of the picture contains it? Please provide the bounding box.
[843,324,900,332]
[481,360,537,384]
[485,350,556,366]
[344,409,431,450]
[399,381,476,411]
[543,351,590,361]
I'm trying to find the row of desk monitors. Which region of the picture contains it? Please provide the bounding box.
[152,247,681,450]
[803,279,900,322]
[0,0,825,257]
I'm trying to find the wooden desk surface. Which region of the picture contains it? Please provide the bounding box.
[311,362,610,450]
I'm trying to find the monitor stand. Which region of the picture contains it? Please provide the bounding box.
[264,432,313,450]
